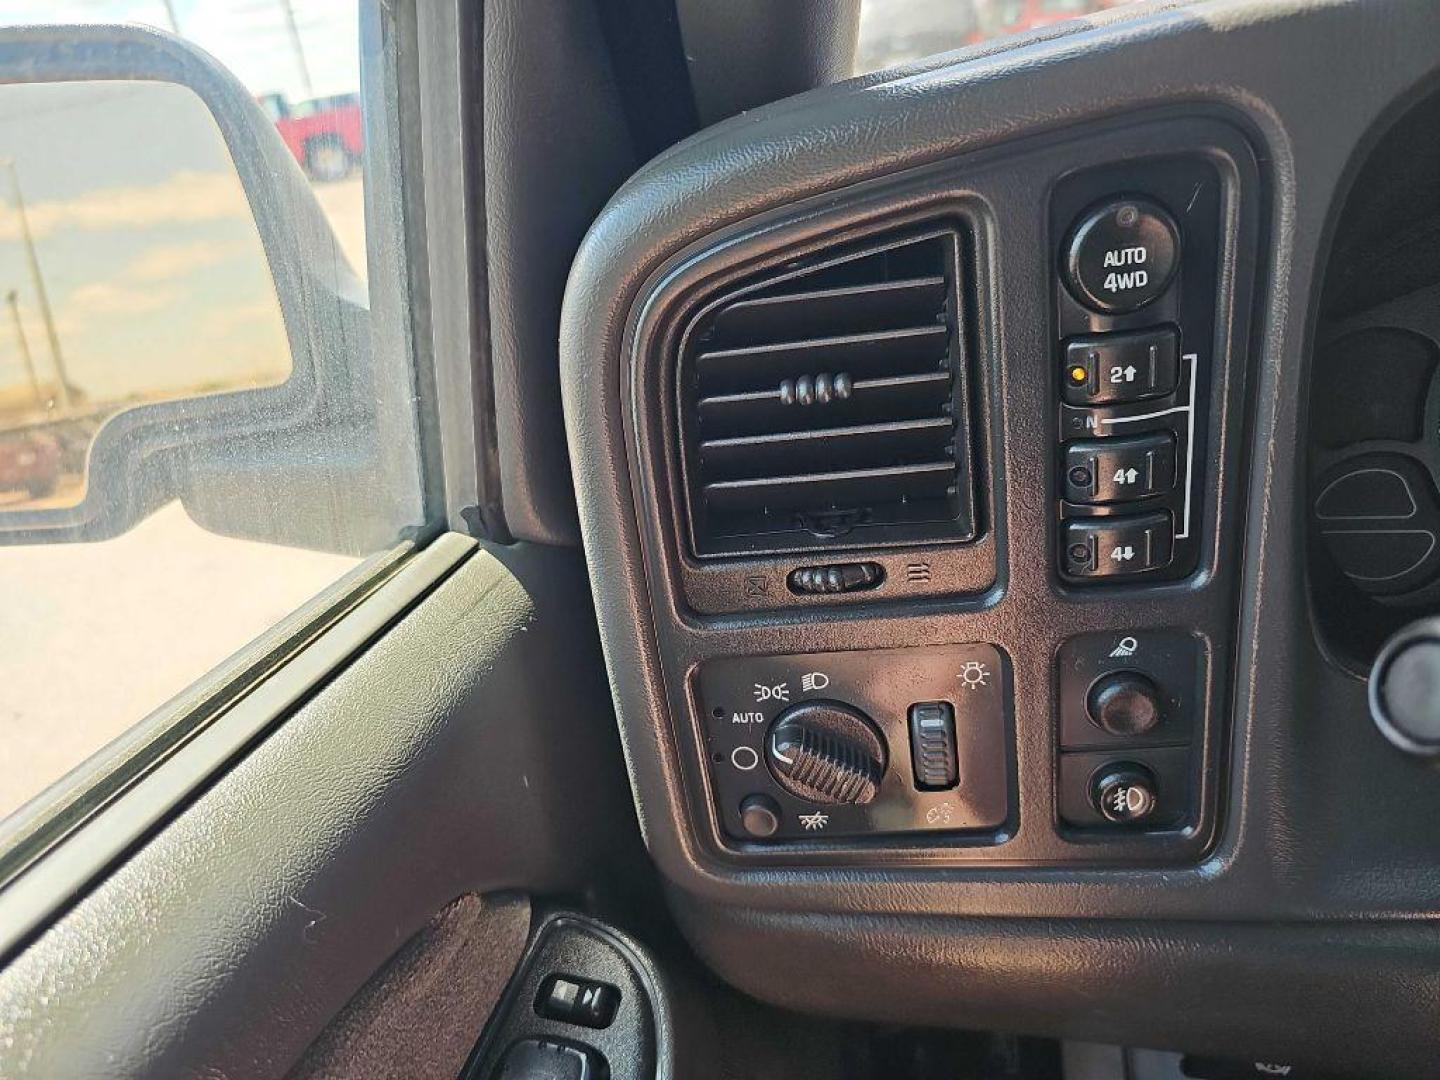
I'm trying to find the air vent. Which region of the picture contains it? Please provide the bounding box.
[677,227,976,557]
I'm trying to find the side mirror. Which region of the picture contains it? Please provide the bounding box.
[0,25,421,553]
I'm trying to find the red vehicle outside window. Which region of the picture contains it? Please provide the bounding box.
[967,0,1122,42]
[256,91,363,182]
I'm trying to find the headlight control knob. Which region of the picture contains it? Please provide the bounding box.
[765,700,887,805]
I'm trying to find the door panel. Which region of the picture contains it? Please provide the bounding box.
[0,542,635,1076]
[291,893,529,1080]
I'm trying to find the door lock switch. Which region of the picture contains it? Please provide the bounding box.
[1064,431,1176,504]
[908,702,959,790]
[535,974,620,1029]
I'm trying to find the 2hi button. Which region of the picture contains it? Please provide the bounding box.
[1064,198,1180,314]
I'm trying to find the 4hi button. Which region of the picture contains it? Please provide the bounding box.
[1064,198,1180,314]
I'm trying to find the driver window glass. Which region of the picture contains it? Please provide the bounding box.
[856,0,1141,74]
[0,3,425,849]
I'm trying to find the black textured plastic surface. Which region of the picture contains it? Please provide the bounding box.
[598,114,1251,869]
[0,544,641,1076]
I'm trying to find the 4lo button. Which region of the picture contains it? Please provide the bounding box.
[1062,512,1174,578]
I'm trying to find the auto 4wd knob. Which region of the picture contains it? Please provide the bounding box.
[766,700,887,805]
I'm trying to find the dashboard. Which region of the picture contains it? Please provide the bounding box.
[630,115,1257,869]
[559,1,1440,1073]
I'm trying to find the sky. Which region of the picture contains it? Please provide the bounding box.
[4,0,362,104]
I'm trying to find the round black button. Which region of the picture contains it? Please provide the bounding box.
[1086,671,1163,736]
[1091,762,1158,824]
[1064,198,1180,314]
[739,794,782,838]
[1373,635,1440,756]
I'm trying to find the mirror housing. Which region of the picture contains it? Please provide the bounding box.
[0,24,420,553]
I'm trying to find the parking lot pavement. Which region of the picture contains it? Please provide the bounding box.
[0,501,360,821]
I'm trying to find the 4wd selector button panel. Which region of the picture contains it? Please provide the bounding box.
[1052,163,1219,586]
[1063,197,1180,313]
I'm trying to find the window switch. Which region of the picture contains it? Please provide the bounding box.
[908,702,959,790]
[495,1038,607,1080]
[535,974,619,1030]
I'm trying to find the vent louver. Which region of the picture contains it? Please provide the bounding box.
[677,227,977,557]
